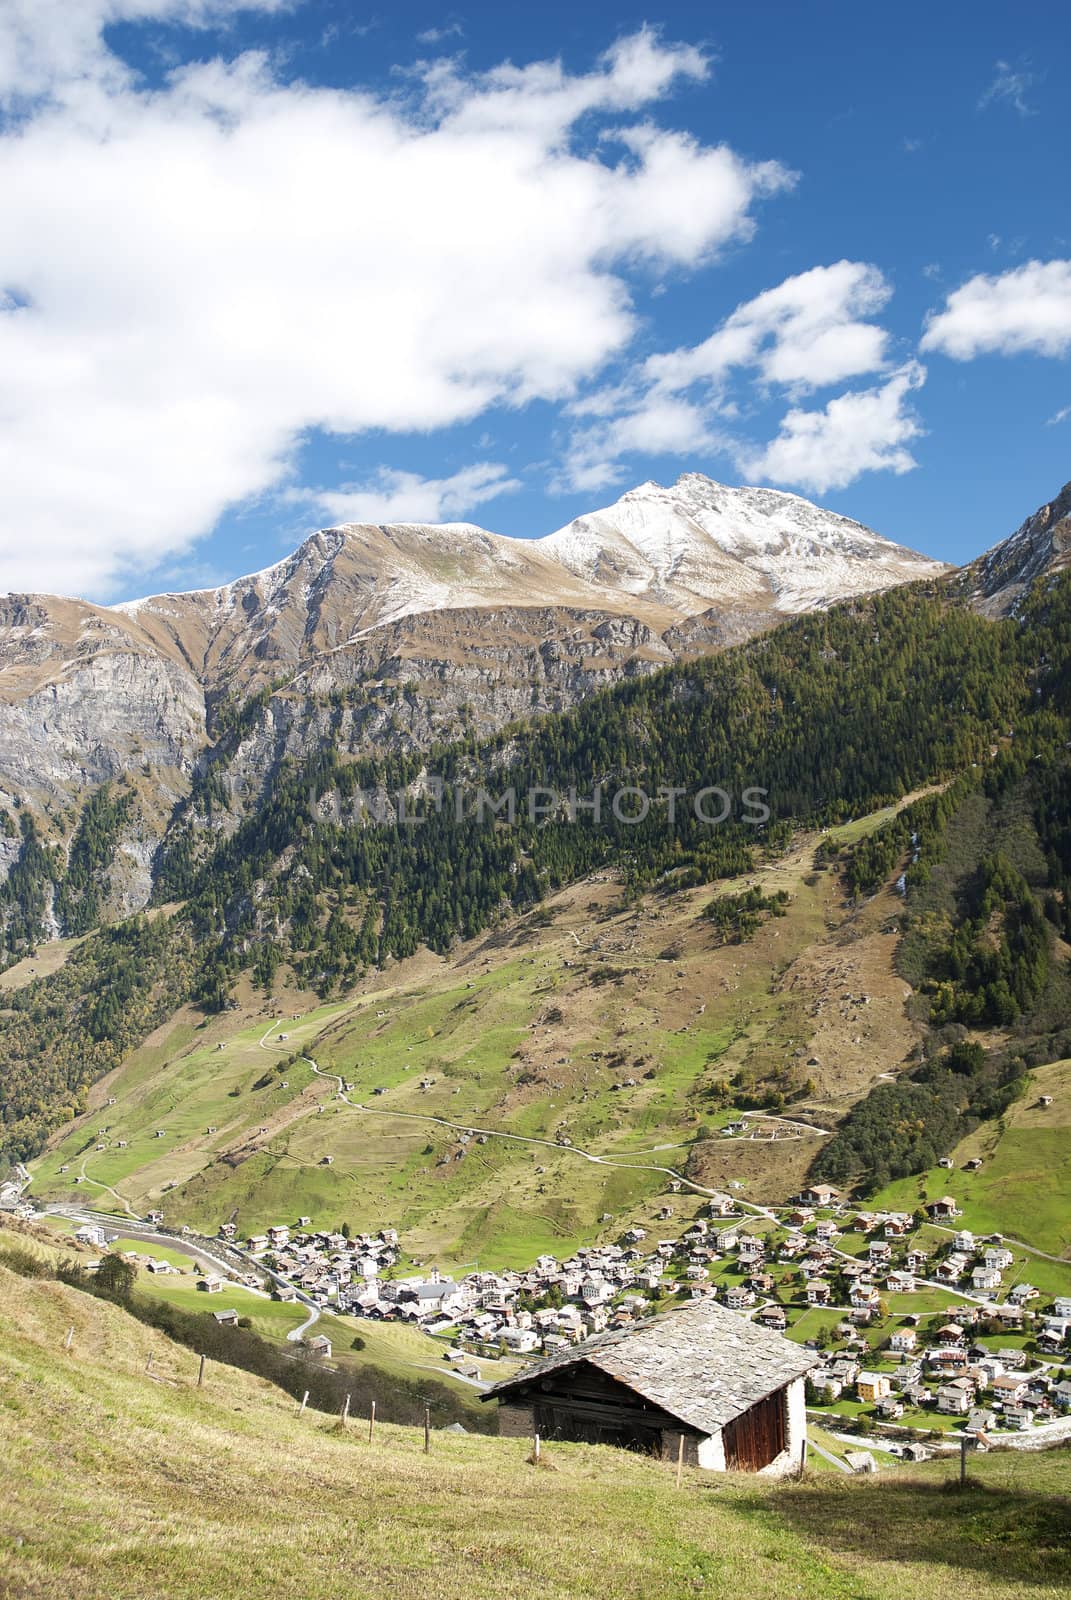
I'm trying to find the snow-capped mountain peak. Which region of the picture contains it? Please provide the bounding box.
[540,472,946,612]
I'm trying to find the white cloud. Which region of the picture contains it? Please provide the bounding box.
[0,0,291,104]
[1046,405,1070,427]
[555,261,896,493]
[740,362,926,495]
[646,261,891,397]
[297,462,522,525]
[978,60,1036,117]
[557,395,720,495]
[0,18,793,595]
[921,260,1071,359]
[416,22,463,46]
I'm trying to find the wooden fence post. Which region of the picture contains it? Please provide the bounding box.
[959,1435,968,1488]
[63,1325,74,1352]
[533,1431,540,1465]
[298,1390,309,1417]
[368,1401,376,1443]
[424,1405,431,1454]
[340,1393,350,1426]
[145,1352,154,1374]
[197,1354,206,1389]
[675,1434,685,1489]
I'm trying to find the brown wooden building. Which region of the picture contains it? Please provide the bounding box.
[482,1298,817,1473]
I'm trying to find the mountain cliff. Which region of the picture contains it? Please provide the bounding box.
[961,478,1071,615]
[0,475,945,827]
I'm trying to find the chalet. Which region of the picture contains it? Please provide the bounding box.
[856,1372,891,1404]
[197,1275,223,1294]
[926,1197,960,1220]
[806,1279,831,1307]
[213,1309,240,1327]
[972,1265,1002,1293]
[889,1329,917,1355]
[756,1304,787,1331]
[723,1285,755,1311]
[797,1185,841,1208]
[307,1335,332,1359]
[936,1254,969,1284]
[483,1299,816,1474]
[937,1379,973,1414]
[992,1373,1030,1405]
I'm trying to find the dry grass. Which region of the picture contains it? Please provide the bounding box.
[0,1266,1069,1600]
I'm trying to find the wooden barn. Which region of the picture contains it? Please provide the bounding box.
[482,1298,817,1474]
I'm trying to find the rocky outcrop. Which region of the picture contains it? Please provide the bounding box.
[961,480,1071,616]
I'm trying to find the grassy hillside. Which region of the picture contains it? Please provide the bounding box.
[1,1264,1069,1600]
[28,804,921,1262]
[870,1056,1071,1260]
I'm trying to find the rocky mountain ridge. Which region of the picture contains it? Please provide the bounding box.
[2,470,1065,935]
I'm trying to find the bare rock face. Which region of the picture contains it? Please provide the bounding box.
[0,647,205,800]
[960,480,1071,616]
[0,473,949,916]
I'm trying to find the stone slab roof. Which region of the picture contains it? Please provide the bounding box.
[483,1298,818,1435]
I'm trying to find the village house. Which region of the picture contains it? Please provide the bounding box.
[484,1298,817,1474]
[797,1185,841,1207]
[992,1372,1030,1406]
[723,1285,755,1312]
[856,1372,891,1404]
[937,1379,974,1414]
[756,1304,787,1331]
[936,1253,969,1284]
[969,1264,1001,1293]
[737,1234,765,1266]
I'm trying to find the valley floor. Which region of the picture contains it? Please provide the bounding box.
[1,1265,1069,1600]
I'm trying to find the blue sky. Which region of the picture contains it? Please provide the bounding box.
[0,0,1068,598]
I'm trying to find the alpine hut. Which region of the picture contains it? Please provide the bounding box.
[481,1298,817,1473]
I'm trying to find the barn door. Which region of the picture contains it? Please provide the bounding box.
[721,1389,787,1470]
